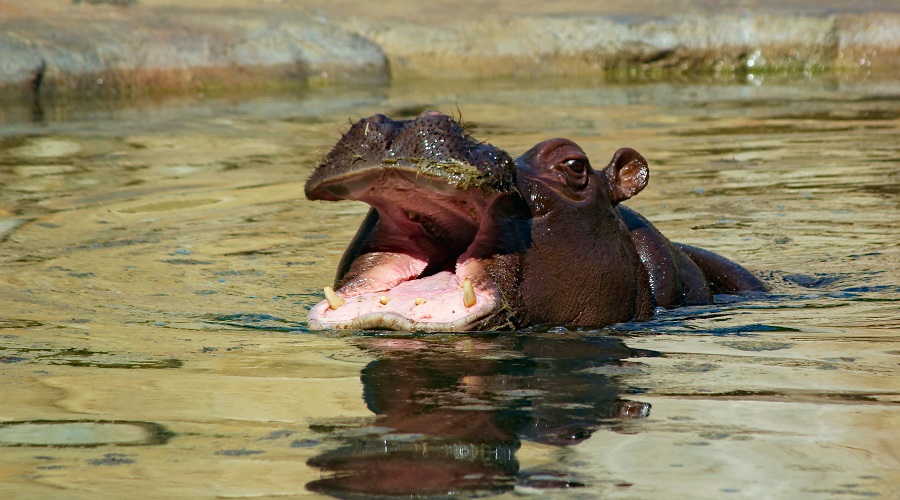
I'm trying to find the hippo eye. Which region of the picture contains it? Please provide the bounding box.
[552,155,590,190]
[562,158,586,174]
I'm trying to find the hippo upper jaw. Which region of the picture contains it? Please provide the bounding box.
[305,112,520,332]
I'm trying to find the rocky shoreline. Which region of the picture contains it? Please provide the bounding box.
[1,1,899,100]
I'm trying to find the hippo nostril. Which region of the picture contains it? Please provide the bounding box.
[417,110,447,119]
[360,114,398,148]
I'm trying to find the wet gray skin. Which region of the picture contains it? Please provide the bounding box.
[305,111,527,331]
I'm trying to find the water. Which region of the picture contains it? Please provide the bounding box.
[0,77,898,498]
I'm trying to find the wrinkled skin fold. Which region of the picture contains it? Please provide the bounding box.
[305,111,767,331]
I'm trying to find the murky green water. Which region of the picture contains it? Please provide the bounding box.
[1,78,898,498]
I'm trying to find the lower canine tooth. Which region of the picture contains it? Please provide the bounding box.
[324,286,344,310]
[463,278,476,308]
[415,298,425,305]
[379,295,390,305]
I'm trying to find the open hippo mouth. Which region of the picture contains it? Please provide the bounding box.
[305,112,519,331]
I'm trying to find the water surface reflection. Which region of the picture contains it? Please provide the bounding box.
[0,77,897,497]
[307,333,657,497]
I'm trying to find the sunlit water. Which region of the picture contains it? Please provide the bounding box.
[1,78,898,498]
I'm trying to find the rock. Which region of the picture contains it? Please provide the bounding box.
[0,1,898,100]
[350,14,900,79]
[0,7,389,97]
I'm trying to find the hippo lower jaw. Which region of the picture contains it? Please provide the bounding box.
[307,259,502,331]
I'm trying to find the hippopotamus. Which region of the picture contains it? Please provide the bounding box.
[305,111,766,331]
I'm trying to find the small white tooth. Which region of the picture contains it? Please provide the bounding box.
[324,286,344,310]
[415,298,425,305]
[379,295,390,305]
[463,278,476,308]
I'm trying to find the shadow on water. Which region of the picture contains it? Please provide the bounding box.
[207,313,309,333]
[304,333,659,498]
[0,345,183,369]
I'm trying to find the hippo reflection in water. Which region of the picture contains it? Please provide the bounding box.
[306,334,657,496]
[305,111,766,331]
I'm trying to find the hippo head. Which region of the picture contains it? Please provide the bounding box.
[515,139,649,216]
[305,112,529,331]
[514,139,654,327]
[305,113,664,331]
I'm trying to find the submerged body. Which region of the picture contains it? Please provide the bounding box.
[305,112,766,331]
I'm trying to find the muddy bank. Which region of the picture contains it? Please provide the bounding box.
[1,0,899,99]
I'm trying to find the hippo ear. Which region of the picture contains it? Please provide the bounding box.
[602,148,649,204]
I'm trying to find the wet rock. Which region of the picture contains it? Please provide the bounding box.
[0,421,171,447]
[0,33,44,99]
[360,13,900,79]
[0,7,389,97]
[1,1,898,100]
[214,448,265,456]
[0,219,28,242]
[87,453,136,466]
[720,340,795,351]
